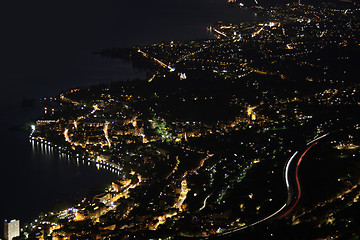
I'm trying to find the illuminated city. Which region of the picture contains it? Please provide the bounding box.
[2,0,360,239]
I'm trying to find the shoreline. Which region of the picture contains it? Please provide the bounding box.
[29,136,123,176]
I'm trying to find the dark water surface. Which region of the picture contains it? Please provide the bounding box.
[0,0,258,234]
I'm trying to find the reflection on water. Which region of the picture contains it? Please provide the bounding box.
[30,139,122,176]
[1,133,120,229]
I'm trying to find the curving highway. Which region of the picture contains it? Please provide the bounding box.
[205,133,329,238]
[277,133,329,219]
[276,142,317,219]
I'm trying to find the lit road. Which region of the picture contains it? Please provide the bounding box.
[64,128,71,143]
[103,121,111,148]
[151,179,190,230]
[277,133,329,219]
[199,194,212,211]
[176,48,206,63]
[276,143,317,219]
[137,49,175,72]
[252,26,265,37]
[205,133,329,238]
[213,28,229,38]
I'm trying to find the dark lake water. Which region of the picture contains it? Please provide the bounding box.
[0,0,259,235]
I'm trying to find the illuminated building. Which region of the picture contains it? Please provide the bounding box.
[4,219,20,240]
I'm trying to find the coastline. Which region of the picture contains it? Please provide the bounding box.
[28,136,123,176]
[1,1,263,238]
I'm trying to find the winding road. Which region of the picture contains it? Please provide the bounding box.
[277,133,329,219]
[205,133,329,238]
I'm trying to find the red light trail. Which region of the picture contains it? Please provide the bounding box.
[277,142,318,219]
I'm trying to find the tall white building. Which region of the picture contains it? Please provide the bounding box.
[4,219,20,240]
